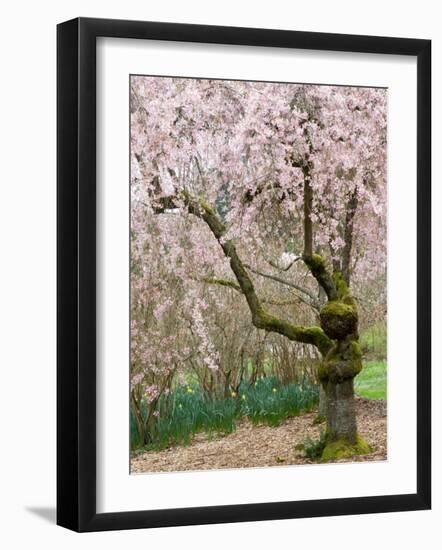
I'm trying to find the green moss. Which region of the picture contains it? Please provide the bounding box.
[319,339,362,383]
[317,362,329,381]
[301,432,371,462]
[198,198,215,215]
[254,309,284,331]
[318,359,362,383]
[305,255,330,289]
[320,434,372,462]
[305,253,326,271]
[320,300,358,340]
[332,271,349,297]
[301,326,333,355]
[303,254,340,301]
[342,295,357,308]
[348,339,362,361]
[321,301,355,318]
[202,277,241,291]
[254,311,333,355]
[333,271,358,308]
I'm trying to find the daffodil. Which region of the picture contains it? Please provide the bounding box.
[272,388,277,393]
[241,394,246,400]
[231,391,237,397]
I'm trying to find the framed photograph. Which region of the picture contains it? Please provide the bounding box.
[57,17,431,532]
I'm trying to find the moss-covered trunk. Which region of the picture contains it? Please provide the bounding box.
[317,274,371,460]
[319,370,371,461]
[318,335,363,453]
[322,377,356,442]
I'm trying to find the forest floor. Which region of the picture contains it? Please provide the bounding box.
[130,397,387,474]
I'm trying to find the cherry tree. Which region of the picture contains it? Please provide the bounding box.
[130,76,386,458]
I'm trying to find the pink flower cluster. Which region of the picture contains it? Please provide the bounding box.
[144,384,160,404]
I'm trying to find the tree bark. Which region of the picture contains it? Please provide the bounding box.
[341,188,358,286]
[303,169,313,259]
[316,273,369,457]
[318,385,327,419]
[322,378,357,442]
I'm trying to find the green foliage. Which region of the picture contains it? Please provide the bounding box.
[239,377,319,427]
[354,360,387,400]
[131,377,319,452]
[360,322,387,360]
[302,430,327,459]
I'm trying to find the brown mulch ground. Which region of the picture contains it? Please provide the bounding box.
[130,397,387,474]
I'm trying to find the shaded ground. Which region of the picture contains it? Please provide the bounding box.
[131,397,387,473]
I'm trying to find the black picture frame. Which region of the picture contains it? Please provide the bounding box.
[57,17,431,532]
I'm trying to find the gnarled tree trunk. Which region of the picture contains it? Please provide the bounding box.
[316,275,371,459]
[322,378,357,442]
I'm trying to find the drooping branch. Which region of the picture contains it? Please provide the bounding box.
[265,255,302,272]
[262,298,309,307]
[200,274,318,312]
[156,192,332,355]
[243,264,320,309]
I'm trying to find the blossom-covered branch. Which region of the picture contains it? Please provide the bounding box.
[156,192,333,355]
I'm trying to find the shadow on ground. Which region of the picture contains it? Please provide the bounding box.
[26,506,56,524]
